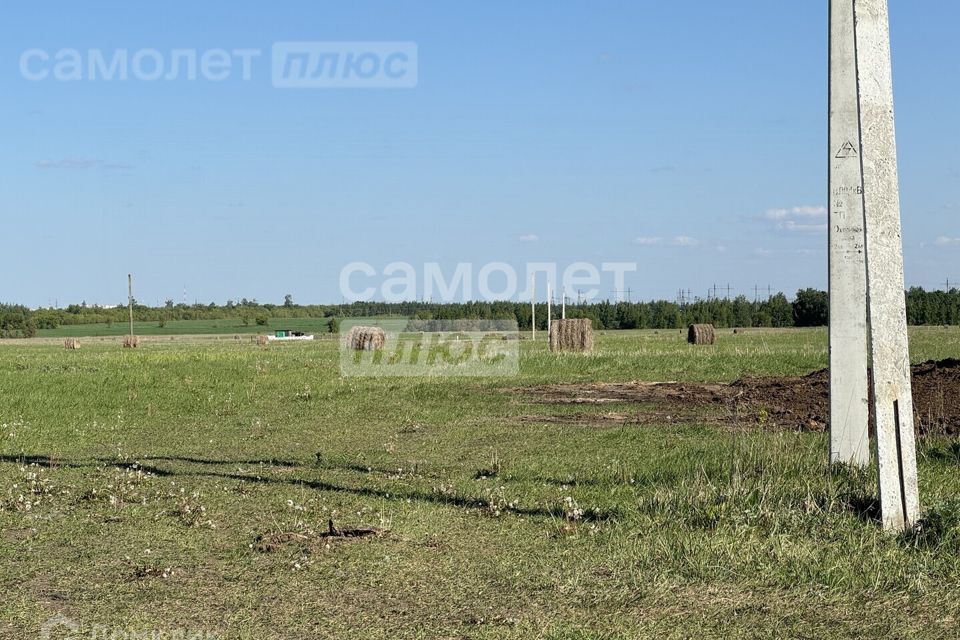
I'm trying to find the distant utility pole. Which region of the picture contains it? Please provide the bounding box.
[530,273,536,341]
[547,282,552,336]
[561,287,567,320]
[754,285,760,303]
[725,284,733,300]
[767,285,773,300]
[944,278,953,291]
[127,274,134,337]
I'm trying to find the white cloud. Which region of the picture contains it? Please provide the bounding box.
[761,205,827,220]
[518,234,539,243]
[792,205,827,217]
[101,162,134,170]
[634,235,700,247]
[634,236,664,246]
[35,157,99,170]
[779,220,828,233]
[935,236,960,247]
[761,205,828,233]
[671,235,699,247]
[35,157,133,171]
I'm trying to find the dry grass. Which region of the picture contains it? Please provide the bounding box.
[2,328,960,638]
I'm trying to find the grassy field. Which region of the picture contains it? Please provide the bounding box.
[38,317,333,338]
[1,328,959,639]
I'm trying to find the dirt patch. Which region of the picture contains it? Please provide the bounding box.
[909,359,960,435]
[517,359,960,435]
[253,520,386,553]
[515,409,739,428]
[2,527,38,543]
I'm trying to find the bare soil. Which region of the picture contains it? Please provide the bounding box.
[519,359,960,435]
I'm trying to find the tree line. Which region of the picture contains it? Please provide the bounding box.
[8,286,960,338]
[9,286,960,338]
[0,304,37,338]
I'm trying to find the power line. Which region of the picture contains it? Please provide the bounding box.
[610,288,633,303]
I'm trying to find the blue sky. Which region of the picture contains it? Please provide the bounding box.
[2,1,959,307]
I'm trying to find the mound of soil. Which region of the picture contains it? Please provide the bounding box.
[520,359,960,435]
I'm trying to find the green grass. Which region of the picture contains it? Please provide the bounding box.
[1,328,959,639]
[38,316,333,338]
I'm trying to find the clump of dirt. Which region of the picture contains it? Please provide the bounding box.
[253,520,385,553]
[729,369,829,431]
[907,359,960,435]
[517,359,960,435]
[323,519,384,539]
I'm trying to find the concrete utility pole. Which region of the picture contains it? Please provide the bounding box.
[561,287,566,320]
[128,274,134,337]
[829,0,870,468]
[829,0,919,532]
[857,0,920,532]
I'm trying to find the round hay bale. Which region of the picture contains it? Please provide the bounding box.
[687,324,715,346]
[256,335,270,346]
[549,318,594,353]
[64,338,81,350]
[345,326,386,351]
[123,335,140,349]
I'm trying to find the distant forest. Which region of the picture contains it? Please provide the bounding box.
[3,287,960,339]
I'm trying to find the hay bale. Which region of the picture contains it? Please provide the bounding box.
[345,326,386,351]
[687,324,715,345]
[549,318,594,353]
[64,338,81,350]
[123,335,140,349]
[256,335,269,346]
